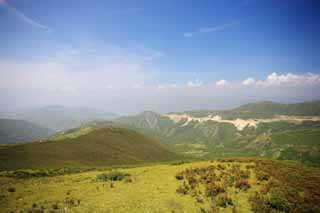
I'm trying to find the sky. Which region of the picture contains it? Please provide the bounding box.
[0,0,320,114]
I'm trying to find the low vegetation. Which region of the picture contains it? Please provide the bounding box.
[1,158,319,212]
[96,171,130,182]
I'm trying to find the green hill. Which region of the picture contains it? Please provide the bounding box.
[0,127,178,170]
[115,101,320,165]
[0,119,54,144]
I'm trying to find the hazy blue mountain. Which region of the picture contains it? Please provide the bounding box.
[0,119,54,144]
[14,105,117,131]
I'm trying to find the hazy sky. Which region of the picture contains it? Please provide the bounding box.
[1,0,320,113]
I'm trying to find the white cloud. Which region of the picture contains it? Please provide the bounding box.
[0,44,159,93]
[239,73,320,87]
[1,47,320,114]
[184,24,232,38]
[186,79,203,88]
[263,72,320,86]
[0,0,50,32]
[215,79,228,87]
[242,78,255,86]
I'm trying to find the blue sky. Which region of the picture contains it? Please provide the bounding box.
[1,0,320,113]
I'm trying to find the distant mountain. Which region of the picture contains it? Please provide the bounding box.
[115,101,320,165]
[184,100,320,119]
[0,127,178,170]
[15,105,117,131]
[0,119,54,144]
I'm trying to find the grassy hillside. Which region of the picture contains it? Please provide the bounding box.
[0,119,54,144]
[1,159,319,212]
[114,102,320,165]
[0,127,178,170]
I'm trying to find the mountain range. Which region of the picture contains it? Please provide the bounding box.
[0,100,319,168]
[115,101,320,165]
[5,105,117,131]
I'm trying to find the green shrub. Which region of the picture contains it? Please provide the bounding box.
[175,172,184,180]
[96,171,130,182]
[268,190,292,212]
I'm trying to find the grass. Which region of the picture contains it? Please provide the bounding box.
[1,158,318,212]
[0,127,178,170]
[51,126,95,141]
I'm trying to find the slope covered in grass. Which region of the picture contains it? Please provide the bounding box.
[0,159,319,212]
[0,128,178,170]
[115,101,320,165]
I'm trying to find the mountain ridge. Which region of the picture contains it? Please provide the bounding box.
[114,100,320,165]
[0,127,178,170]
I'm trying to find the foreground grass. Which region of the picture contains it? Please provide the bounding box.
[0,159,319,212]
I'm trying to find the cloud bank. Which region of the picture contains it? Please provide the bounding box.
[0,43,319,113]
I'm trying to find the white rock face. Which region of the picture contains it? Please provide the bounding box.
[163,114,320,131]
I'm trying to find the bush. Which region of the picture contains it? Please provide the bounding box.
[51,203,59,210]
[9,168,94,179]
[171,160,189,165]
[64,197,80,207]
[216,193,233,208]
[196,195,204,203]
[268,190,292,212]
[235,179,250,190]
[246,164,255,169]
[175,173,184,180]
[256,172,270,182]
[96,171,130,182]
[206,184,225,197]
[217,164,226,170]
[7,187,15,192]
[249,192,269,212]
[239,170,250,179]
[176,185,188,195]
[186,175,198,189]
